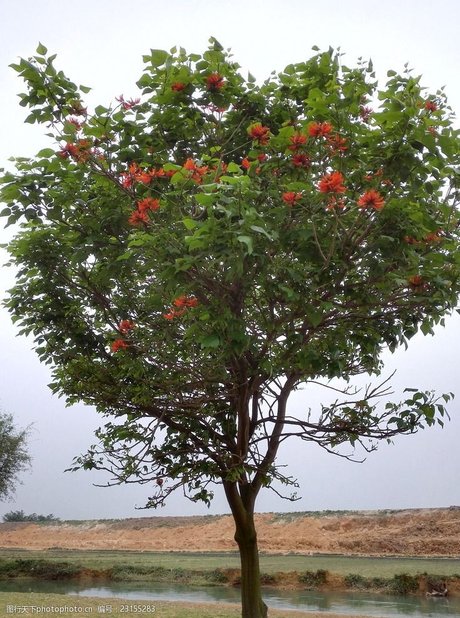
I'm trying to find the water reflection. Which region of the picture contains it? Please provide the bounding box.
[0,580,459,616]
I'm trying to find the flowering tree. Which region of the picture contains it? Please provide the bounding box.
[1,40,460,617]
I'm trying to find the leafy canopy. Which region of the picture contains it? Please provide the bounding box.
[0,411,30,501]
[1,39,459,506]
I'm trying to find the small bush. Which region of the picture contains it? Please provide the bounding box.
[205,569,229,584]
[299,569,328,587]
[392,573,419,594]
[260,572,276,585]
[344,573,370,589]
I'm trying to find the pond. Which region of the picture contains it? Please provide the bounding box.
[1,579,460,616]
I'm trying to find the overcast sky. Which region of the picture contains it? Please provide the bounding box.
[0,0,459,520]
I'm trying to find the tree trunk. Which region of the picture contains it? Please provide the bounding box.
[235,513,268,618]
[225,482,268,618]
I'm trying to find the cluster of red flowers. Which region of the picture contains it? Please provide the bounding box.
[288,133,307,151]
[318,171,346,194]
[183,158,210,184]
[357,189,385,211]
[163,295,198,320]
[171,81,186,92]
[57,139,93,162]
[248,123,270,145]
[111,339,130,353]
[424,100,438,112]
[326,133,348,155]
[111,320,136,353]
[121,162,175,189]
[206,73,225,92]
[291,153,311,168]
[128,197,160,226]
[282,191,302,206]
[119,319,135,334]
[308,121,332,138]
[116,95,141,110]
[241,153,266,173]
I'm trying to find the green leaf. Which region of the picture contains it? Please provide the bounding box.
[200,334,220,349]
[237,235,253,255]
[149,49,169,67]
[36,42,48,55]
[37,148,56,158]
[182,218,199,230]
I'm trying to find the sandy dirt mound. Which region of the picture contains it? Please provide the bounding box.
[1,507,459,556]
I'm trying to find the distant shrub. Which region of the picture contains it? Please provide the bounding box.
[0,559,78,579]
[344,573,370,589]
[260,572,276,585]
[392,573,419,594]
[2,510,59,523]
[205,569,229,583]
[299,569,328,587]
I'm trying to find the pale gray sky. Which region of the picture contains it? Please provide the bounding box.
[0,0,459,520]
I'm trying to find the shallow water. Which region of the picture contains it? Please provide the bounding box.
[1,579,460,616]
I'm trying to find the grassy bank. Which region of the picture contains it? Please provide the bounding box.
[0,592,376,618]
[1,548,459,577]
[0,550,459,596]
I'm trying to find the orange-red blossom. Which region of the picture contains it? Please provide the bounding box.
[308,121,333,137]
[318,171,346,194]
[206,73,225,91]
[282,191,302,206]
[248,123,270,145]
[357,189,385,211]
[164,295,199,320]
[128,198,160,226]
[111,338,130,353]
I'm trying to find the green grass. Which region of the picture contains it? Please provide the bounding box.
[0,548,458,578]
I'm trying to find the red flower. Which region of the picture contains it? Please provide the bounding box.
[282,191,302,206]
[248,123,270,145]
[173,295,198,308]
[318,171,346,194]
[308,121,333,137]
[183,159,208,183]
[116,95,141,110]
[206,73,225,91]
[326,134,348,154]
[408,275,426,291]
[288,133,307,151]
[137,197,160,213]
[111,338,129,353]
[171,82,186,92]
[241,158,251,170]
[357,189,385,211]
[57,140,92,162]
[291,153,311,168]
[425,100,438,112]
[164,295,198,320]
[128,210,149,226]
[119,320,135,334]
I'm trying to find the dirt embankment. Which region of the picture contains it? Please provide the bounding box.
[1,507,460,556]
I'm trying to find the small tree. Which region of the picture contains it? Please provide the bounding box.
[1,40,459,617]
[0,411,30,501]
